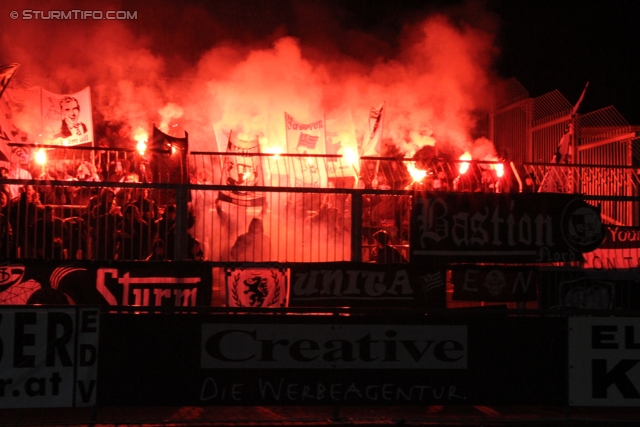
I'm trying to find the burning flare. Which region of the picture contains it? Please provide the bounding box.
[494,162,504,178]
[407,162,427,183]
[458,152,472,175]
[343,147,358,167]
[134,127,149,155]
[35,148,47,165]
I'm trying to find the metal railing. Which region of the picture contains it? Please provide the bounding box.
[2,154,640,263]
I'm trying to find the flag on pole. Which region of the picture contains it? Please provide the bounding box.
[0,98,15,162]
[537,123,574,193]
[297,133,319,150]
[361,102,384,157]
[572,81,589,116]
[284,112,328,188]
[0,86,39,145]
[218,131,265,206]
[538,82,589,193]
[150,124,189,184]
[0,63,19,100]
[325,108,358,180]
[148,124,190,204]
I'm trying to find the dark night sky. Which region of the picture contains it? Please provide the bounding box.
[179,0,640,123]
[2,0,639,124]
[489,0,640,123]
[334,0,640,122]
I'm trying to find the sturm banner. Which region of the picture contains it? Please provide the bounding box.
[411,192,605,263]
[0,308,100,408]
[288,262,447,308]
[0,261,212,307]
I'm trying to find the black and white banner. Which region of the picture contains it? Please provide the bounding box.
[288,262,447,308]
[0,308,99,408]
[411,193,605,263]
[0,261,212,307]
[451,266,537,302]
[225,267,289,307]
[569,317,640,406]
[583,226,640,270]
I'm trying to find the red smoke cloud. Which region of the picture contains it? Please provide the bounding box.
[0,0,502,161]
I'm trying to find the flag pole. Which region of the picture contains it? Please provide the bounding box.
[570,82,589,192]
[373,101,384,188]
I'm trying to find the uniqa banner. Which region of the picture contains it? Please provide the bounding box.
[288,262,447,308]
[410,192,605,263]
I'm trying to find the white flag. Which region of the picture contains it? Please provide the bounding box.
[361,102,384,157]
[284,112,327,188]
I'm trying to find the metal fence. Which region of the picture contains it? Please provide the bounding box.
[2,155,640,263]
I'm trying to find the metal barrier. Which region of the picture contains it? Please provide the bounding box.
[1,155,639,262]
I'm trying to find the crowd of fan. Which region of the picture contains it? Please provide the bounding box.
[0,158,202,261]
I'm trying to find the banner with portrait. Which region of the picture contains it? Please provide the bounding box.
[218,132,265,206]
[0,87,41,166]
[42,86,93,146]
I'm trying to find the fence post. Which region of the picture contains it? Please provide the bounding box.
[351,190,363,262]
[174,184,188,260]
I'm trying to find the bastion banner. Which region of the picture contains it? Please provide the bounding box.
[410,192,605,263]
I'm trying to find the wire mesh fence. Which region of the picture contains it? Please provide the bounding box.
[1,156,640,262]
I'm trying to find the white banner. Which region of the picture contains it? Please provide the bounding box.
[0,308,100,408]
[42,86,93,146]
[325,109,358,180]
[284,112,327,188]
[361,103,384,157]
[569,317,640,406]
